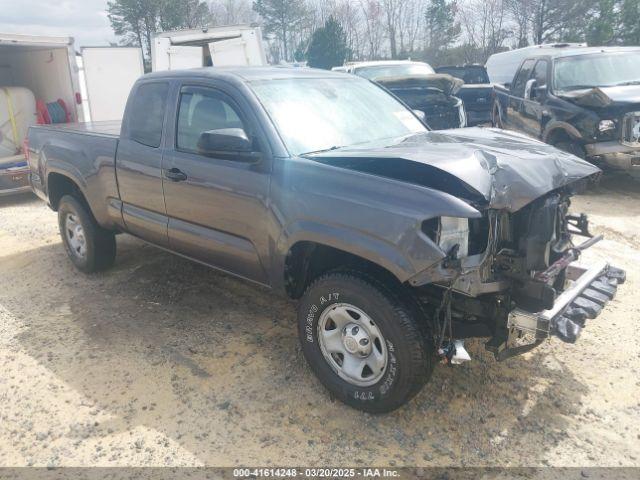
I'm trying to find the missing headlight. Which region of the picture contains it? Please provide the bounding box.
[422,217,470,257]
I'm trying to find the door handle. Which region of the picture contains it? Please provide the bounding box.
[165,168,187,182]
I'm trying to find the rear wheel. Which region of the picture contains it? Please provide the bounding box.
[58,194,116,273]
[297,271,433,413]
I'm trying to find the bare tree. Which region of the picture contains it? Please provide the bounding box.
[530,0,595,44]
[398,0,425,55]
[504,0,533,47]
[210,0,258,25]
[333,0,365,60]
[359,0,386,59]
[460,0,511,62]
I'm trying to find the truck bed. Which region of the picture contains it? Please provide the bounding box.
[31,120,121,138]
[28,120,122,228]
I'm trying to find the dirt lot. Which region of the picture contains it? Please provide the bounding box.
[0,173,639,468]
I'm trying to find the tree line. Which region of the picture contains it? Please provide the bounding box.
[107,0,640,69]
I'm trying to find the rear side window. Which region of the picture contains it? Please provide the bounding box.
[127,82,169,148]
[512,59,536,97]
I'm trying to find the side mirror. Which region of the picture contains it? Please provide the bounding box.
[197,128,260,162]
[534,84,548,99]
[524,79,537,100]
[504,82,511,90]
[412,109,427,122]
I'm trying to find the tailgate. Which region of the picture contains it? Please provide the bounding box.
[458,85,493,111]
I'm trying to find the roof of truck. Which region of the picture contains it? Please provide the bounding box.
[143,66,347,82]
[531,45,640,59]
[487,45,640,85]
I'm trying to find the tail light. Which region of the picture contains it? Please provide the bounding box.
[23,138,30,161]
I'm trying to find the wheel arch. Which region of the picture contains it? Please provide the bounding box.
[542,121,583,145]
[280,226,415,299]
[47,170,89,211]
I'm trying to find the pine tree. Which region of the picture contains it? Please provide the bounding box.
[586,0,617,45]
[306,16,348,69]
[620,0,640,44]
[424,0,461,56]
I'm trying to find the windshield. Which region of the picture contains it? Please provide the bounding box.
[250,77,426,156]
[436,66,489,84]
[554,51,640,91]
[354,63,435,80]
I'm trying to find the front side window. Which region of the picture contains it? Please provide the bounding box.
[512,59,536,97]
[249,77,426,156]
[437,66,490,84]
[532,60,549,87]
[176,88,245,154]
[128,82,169,148]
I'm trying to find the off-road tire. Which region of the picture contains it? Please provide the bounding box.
[58,194,116,273]
[297,271,434,413]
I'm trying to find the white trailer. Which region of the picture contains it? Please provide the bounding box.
[151,24,267,71]
[0,34,143,125]
[0,33,144,194]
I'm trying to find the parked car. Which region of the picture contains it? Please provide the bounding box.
[491,45,640,178]
[28,67,624,413]
[435,64,493,125]
[337,60,467,129]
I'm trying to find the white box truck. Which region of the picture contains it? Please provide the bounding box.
[0,33,143,194]
[151,24,267,71]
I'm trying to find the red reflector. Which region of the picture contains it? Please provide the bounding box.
[23,138,29,161]
[75,92,82,104]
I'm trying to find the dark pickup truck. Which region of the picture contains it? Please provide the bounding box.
[28,67,624,413]
[492,46,640,178]
[435,65,493,126]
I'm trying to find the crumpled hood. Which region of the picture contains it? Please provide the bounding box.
[558,85,640,107]
[308,127,600,212]
[376,73,464,95]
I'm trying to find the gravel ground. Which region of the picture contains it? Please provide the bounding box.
[0,173,638,468]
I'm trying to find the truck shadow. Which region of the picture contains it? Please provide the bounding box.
[3,236,589,466]
[588,171,640,199]
[0,191,38,208]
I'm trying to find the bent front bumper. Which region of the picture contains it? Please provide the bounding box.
[585,141,640,173]
[497,260,625,360]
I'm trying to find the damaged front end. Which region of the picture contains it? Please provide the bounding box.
[412,190,625,362]
[307,128,624,362]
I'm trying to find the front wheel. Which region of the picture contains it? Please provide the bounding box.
[58,194,116,273]
[297,271,433,413]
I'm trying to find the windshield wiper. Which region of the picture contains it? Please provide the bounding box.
[561,85,598,91]
[300,145,343,156]
[613,80,640,86]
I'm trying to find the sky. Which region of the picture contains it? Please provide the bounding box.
[0,0,117,49]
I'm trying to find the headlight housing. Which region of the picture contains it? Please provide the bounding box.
[454,97,467,127]
[598,119,616,133]
[422,216,469,257]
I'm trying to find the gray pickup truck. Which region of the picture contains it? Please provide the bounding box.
[27,67,624,413]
